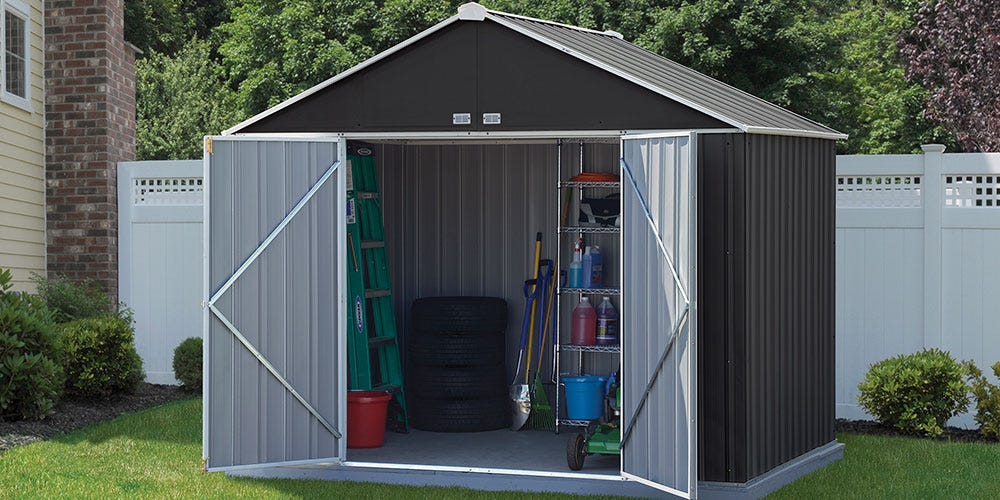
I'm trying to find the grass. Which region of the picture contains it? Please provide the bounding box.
[1,398,998,499]
[0,398,610,499]
[769,433,1000,499]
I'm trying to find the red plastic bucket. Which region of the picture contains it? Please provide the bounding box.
[347,391,392,448]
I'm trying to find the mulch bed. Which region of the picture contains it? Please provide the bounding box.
[0,383,193,453]
[837,418,999,444]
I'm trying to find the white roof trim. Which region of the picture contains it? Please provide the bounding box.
[743,126,848,141]
[457,2,487,21]
[483,9,617,38]
[483,13,748,131]
[223,14,464,135]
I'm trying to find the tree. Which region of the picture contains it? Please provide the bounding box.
[806,0,956,153]
[217,0,461,117]
[126,0,229,56]
[136,39,243,160]
[900,0,1000,152]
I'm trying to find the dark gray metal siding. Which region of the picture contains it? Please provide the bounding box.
[741,134,836,479]
[239,22,728,133]
[697,134,835,482]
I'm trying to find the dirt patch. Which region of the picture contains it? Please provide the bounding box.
[0,383,193,453]
[837,418,999,444]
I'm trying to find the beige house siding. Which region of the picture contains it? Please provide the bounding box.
[0,0,45,291]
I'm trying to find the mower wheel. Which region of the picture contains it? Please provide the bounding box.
[412,297,508,333]
[567,432,587,471]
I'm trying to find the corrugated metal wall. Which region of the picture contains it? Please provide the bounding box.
[742,135,836,479]
[371,141,620,387]
[206,140,343,469]
[620,135,694,494]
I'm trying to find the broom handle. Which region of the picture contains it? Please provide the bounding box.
[524,233,542,384]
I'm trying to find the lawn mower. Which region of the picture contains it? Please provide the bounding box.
[566,370,621,471]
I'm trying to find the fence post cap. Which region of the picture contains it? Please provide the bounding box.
[921,144,947,153]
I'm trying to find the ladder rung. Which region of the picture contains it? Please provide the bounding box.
[369,335,396,346]
[373,383,401,394]
[365,288,391,298]
[361,240,385,249]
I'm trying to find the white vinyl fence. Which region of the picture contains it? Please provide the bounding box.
[837,145,1000,428]
[118,161,204,384]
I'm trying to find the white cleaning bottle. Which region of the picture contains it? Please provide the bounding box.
[581,246,593,289]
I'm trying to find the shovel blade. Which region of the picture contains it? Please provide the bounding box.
[510,384,531,430]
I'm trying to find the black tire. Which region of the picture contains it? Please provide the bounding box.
[411,297,508,333]
[567,433,587,471]
[410,397,510,432]
[409,365,506,399]
[408,332,506,367]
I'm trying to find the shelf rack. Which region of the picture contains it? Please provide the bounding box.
[560,344,621,353]
[559,287,620,296]
[558,181,621,189]
[559,226,620,234]
[553,139,623,435]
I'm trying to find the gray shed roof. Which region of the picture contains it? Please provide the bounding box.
[225,3,845,140]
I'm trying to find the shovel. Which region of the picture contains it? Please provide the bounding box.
[511,277,540,430]
[511,233,543,430]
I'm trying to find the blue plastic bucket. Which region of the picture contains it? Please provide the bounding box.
[561,375,608,420]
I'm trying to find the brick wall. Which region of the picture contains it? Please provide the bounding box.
[44,0,136,297]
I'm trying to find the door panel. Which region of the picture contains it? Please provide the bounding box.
[620,133,697,497]
[204,137,346,470]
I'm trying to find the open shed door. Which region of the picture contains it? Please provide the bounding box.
[203,137,347,471]
[620,132,697,498]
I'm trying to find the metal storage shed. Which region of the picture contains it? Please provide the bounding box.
[203,3,845,498]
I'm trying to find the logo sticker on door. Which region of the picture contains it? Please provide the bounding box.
[354,296,364,333]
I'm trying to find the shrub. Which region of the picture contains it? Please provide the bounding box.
[59,315,144,397]
[0,268,64,420]
[31,274,116,323]
[172,337,202,392]
[858,348,970,437]
[965,361,1000,439]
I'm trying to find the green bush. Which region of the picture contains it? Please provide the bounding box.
[172,337,202,392]
[31,274,116,323]
[0,268,64,420]
[58,315,144,397]
[858,348,970,436]
[965,361,1000,439]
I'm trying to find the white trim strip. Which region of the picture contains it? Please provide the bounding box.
[484,9,616,37]
[209,304,342,439]
[222,15,463,135]
[341,461,626,481]
[208,457,343,474]
[208,160,341,304]
[744,126,847,141]
[622,471,692,498]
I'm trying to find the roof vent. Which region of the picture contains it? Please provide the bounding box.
[457,2,487,21]
[603,30,624,39]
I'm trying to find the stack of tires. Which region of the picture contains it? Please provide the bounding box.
[408,297,509,432]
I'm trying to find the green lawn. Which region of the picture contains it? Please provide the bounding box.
[769,433,1000,499]
[1,398,998,499]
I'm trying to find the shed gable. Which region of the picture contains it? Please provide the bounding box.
[239,21,728,133]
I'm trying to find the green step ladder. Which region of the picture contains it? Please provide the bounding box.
[346,149,408,432]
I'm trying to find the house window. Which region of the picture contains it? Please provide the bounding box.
[1,0,30,110]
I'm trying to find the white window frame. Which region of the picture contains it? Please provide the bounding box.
[1,0,32,111]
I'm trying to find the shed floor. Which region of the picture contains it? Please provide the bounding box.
[346,427,620,475]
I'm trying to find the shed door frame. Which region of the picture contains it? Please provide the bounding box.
[203,135,348,472]
[619,131,698,498]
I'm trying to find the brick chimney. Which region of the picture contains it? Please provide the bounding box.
[44,0,137,297]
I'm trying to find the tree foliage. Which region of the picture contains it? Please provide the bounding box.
[125,0,229,56]
[136,39,242,160]
[125,0,967,156]
[900,0,1000,152]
